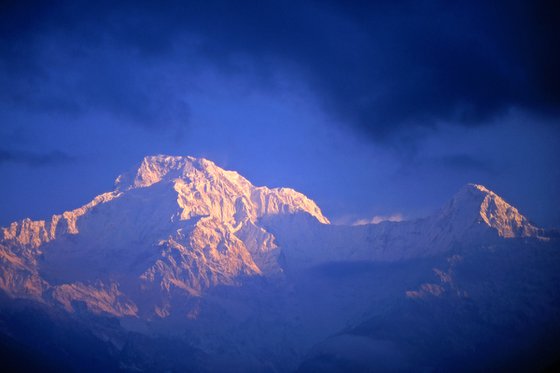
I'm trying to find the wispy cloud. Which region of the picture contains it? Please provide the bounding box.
[353,213,404,226]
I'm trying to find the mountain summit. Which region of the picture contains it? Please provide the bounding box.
[116,155,329,223]
[434,183,543,240]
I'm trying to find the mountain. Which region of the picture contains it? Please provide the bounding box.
[1,155,328,316]
[1,155,558,372]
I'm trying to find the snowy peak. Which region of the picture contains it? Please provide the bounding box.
[438,183,542,238]
[113,155,329,225]
[115,155,229,190]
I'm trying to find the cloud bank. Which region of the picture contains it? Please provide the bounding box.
[1,0,558,143]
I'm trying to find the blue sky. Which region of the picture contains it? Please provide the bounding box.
[1,0,559,227]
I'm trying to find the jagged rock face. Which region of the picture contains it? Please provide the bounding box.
[0,155,329,318]
[0,155,547,320]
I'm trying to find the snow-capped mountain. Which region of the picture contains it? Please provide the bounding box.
[0,155,558,372]
[0,155,328,316]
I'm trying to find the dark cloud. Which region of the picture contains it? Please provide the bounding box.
[0,0,558,140]
[0,0,192,129]
[0,149,77,167]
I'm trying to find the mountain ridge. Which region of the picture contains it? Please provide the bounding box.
[0,155,550,315]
